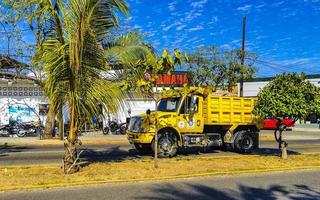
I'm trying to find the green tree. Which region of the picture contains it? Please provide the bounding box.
[187,46,226,90]
[254,73,320,158]
[1,0,60,139]
[187,46,256,93]
[39,0,129,173]
[224,49,256,93]
[254,73,320,119]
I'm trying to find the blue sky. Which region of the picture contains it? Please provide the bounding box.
[121,0,320,77]
[0,0,320,77]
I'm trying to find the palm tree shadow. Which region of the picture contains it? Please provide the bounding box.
[0,143,31,155]
[134,182,320,200]
[79,146,144,165]
[252,147,300,156]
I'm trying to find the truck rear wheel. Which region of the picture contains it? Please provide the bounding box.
[152,131,177,158]
[234,131,255,153]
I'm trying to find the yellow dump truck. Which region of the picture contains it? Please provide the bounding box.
[127,87,262,157]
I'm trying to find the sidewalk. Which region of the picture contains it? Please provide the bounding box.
[260,130,320,140]
[292,127,320,132]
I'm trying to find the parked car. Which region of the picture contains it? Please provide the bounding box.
[263,118,295,130]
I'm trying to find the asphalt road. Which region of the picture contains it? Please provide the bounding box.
[1,170,320,200]
[1,138,320,166]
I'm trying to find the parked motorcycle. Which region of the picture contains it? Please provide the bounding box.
[16,121,44,137]
[0,121,43,137]
[103,119,127,135]
[0,123,20,137]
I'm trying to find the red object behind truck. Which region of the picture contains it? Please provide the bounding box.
[263,118,295,129]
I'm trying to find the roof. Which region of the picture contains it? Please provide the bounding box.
[245,74,320,82]
[0,55,40,84]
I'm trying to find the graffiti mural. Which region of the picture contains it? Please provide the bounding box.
[8,104,38,124]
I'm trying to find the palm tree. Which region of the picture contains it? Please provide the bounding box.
[39,0,129,173]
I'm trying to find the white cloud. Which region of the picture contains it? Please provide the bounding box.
[255,4,266,9]
[152,40,160,46]
[208,16,219,25]
[191,0,208,8]
[162,21,181,32]
[185,11,202,21]
[277,37,292,42]
[230,39,241,44]
[176,24,187,31]
[191,38,205,44]
[133,24,141,29]
[272,1,285,7]
[256,35,268,40]
[188,25,204,32]
[168,1,177,12]
[186,37,199,43]
[219,44,232,50]
[236,5,252,12]
[125,16,133,21]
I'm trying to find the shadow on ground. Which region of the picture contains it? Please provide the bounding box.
[253,147,300,156]
[79,145,301,165]
[80,146,143,163]
[0,143,30,156]
[135,183,320,200]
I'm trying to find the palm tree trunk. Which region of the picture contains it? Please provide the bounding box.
[58,107,64,140]
[62,99,80,174]
[43,107,55,139]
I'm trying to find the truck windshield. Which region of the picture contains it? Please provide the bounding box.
[158,97,181,112]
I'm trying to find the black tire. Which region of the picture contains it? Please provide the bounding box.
[233,131,255,154]
[222,143,234,152]
[102,127,109,135]
[109,122,117,132]
[0,129,9,136]
[134,143,151,155]
[16,129,27,137]
[151,131,177,158]
[120,125,126,135]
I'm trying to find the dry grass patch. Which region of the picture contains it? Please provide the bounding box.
[1,139,128,147]
[1,154,320,191]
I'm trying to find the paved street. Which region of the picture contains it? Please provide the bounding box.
[1,131,320,166]
[1,170,320,200]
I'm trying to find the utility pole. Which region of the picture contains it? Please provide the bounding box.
[154,82,159,168]
[240,16,246,97]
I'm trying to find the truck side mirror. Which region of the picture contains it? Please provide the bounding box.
[146,109,151,115]
[189,96,198,113]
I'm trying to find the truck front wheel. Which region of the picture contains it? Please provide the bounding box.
[234,131,255,153]
[152,131,177,158]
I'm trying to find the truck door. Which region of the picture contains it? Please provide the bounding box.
[177,95,204,134]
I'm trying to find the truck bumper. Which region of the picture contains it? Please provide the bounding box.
[127,131,155,144]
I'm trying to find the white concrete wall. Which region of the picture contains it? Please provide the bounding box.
[0,82,48,125]
[240,78,320,97]
[107,99,155,124]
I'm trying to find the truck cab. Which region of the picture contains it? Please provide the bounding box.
[127,87,261,158]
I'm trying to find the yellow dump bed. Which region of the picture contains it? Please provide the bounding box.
[203,95,257,125]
